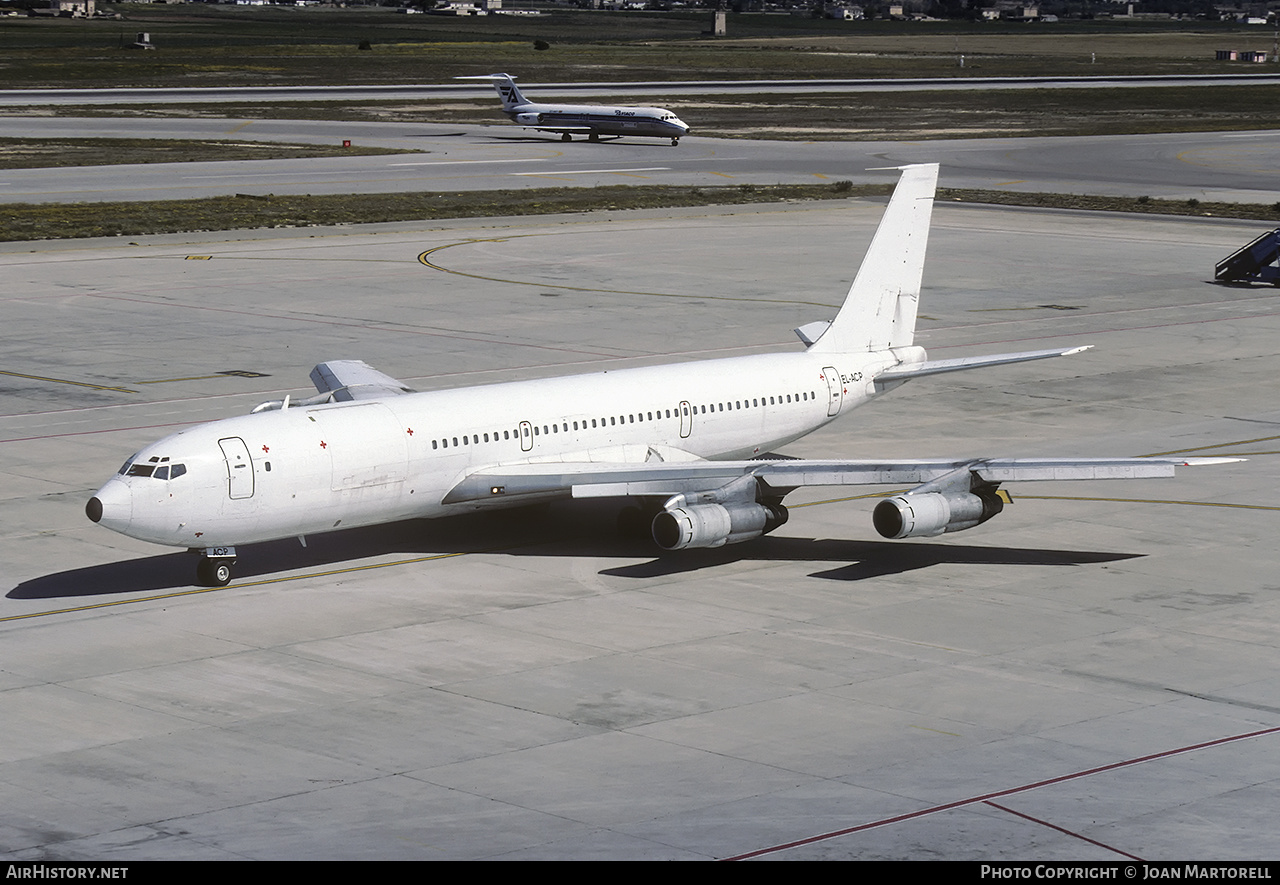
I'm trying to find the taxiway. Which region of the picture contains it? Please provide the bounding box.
[2,119,1279,205]
[1,198,1277,859]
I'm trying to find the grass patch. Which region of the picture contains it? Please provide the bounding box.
[0,8,1275,88]
[678,85,1280,140]
[4,184,1279,243]
[0,137,415,170]
[0,182,885,241]
[940,190,1280,221]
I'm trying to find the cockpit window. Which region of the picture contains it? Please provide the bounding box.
[124,460,186,480]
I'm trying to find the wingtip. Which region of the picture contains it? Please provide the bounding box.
[865,162,941,173]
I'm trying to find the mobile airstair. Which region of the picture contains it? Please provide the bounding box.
[1215,228,1280,286]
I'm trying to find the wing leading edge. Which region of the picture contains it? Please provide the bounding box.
[444,456,1229,506]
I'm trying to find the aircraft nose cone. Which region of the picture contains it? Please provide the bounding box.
[87,478,132,533]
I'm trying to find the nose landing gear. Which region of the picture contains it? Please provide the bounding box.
[194,547,237,587]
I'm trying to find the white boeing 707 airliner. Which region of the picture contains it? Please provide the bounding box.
[460,73,690,145]
[87,164,1227,586]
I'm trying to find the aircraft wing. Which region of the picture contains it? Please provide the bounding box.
[310,360,415,402]
[443,456,1231,506]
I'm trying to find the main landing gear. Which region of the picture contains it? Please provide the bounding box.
[194,547,237,587]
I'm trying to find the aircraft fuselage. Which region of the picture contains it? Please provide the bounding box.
[506,101,690,141]
[90,349,905,551]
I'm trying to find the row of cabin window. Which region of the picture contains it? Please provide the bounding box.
[694,391,819,413]
[428,391,819,451]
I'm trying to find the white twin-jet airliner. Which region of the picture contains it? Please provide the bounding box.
[87,164,1228,587]
[459,73,690,145]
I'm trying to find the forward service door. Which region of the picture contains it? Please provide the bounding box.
[218,437,255,499]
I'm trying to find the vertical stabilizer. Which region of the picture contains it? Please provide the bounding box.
[809,163,938,354]
[455,73,529,111]
[487,73,527,111]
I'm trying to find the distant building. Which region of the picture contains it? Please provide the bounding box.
[1215,48,1269,60]
[50,0,94,16]
[984,2,1040,20]
[428,1,487,13]
[826,5,864,19]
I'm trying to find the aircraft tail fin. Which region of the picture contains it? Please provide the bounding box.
[455,73,528,111]
[808,163,938,354]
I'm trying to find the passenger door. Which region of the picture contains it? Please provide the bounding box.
[218,437,255,499]
[821,367,843,417]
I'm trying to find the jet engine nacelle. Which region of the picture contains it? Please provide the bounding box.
[515,113,542,125]
[872,491,1004,539]
[651,502,789,550]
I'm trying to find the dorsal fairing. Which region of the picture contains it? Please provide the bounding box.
[807,163,939,354]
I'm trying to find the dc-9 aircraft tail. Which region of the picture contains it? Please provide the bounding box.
[458,73,691,146]
[86,164,1231,587]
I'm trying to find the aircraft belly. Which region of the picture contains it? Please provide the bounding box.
[187,483,428,547]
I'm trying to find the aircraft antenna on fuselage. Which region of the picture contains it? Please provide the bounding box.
[809,163,939,354]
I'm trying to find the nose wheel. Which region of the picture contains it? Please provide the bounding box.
[196,554,236,587]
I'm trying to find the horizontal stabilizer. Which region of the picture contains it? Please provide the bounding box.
[794,321,831,347]
[876,346,1093,383]
[310,360,415,402]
